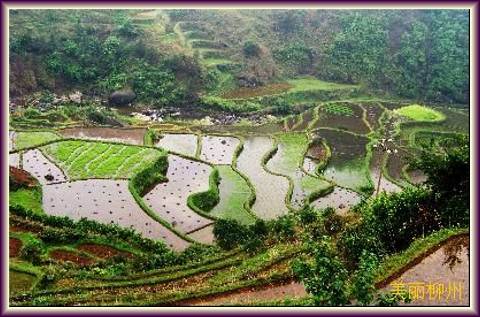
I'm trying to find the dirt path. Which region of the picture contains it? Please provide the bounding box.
[178,280,306,306]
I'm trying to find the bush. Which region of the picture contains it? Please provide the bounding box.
[20,240,44,265]
[130,154,168,195]
[213,219,250,250]
[188,168,220,212]
[243,40,261,58]
[270,215,295,241]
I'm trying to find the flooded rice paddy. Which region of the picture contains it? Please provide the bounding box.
[303,157,318,174]
[236,136,289,219]
[42,179,190,251]
[311,187,362,214]
[314,129,370,191]
[361,102,384,131]
[186,225,216,245]
[210,165,256,225]
[142,155,213,234]
[60,127,146,145]
[9,131,16,151]
[200,135,240,164]
[22,149,67,184]
[157,133,198,157]
[370,149,402,194]
[314,103,370,134]
[9,153,20,168]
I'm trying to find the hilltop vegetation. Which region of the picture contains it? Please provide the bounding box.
[10,9,469,110]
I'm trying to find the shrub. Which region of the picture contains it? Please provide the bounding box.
[270,215,296,241]
[188,168,220,212]
[213,219,249,250]
[20,239,44,265]
[243,40,261,58]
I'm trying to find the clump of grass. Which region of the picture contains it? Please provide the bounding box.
[394,104,446,122]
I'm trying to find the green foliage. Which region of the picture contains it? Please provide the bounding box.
[411,135,469,227]
[365,188,437,254]
[130,154,168,195]
[200,96,262,113]
[9,187,43,215]
[270,215,295,241]
[213,219,249,250]
[243,40,261,58]
[293,237,349,306]
[188,168,220,212]
[350,251,378,306]
[20,239,45,265]
[273,43,312,73]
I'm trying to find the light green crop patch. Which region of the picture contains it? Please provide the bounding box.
[395,104,446,122]
[287,77,358,93]
[42,140,163,180]
[15,131,61,150]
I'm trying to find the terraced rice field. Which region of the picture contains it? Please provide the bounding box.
[9,153,20,168]
[236,136,289,219]
[311,187,362,214]
[157,133,198,157]
[22,149,68,184]
[142,155,213,236]
[361,102,384,131]
[42,140,162,180]
[267,133,331,209]
[14,131,61,150]
[314,129,371,192]
[42,179,190,250]
[60,127,146,145]
[200,135,240,164]
[209,166,256,225]
[370,149,401,194]
[187,225,215,245]
[292,108,316,131]
[303,157,318,174]
[9,131,16,150]
[9,271,37,295]
[314,103,370,134]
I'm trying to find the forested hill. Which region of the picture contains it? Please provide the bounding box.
[9,9,469,106]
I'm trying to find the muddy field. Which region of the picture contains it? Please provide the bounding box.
[9,271,36,295]
[361,102,384,131]
[385,235,469,306]
[182,281,306,306]
[143,155,213,237]
[49,249,95,266]
[303,157,318,174]
[77,243,133,259]
[314,129,370,191]
[236,136,289,219]
[293,108,316,131]
[22,149,68,184]
[60,127,146,145]
[187,225,215,245]
[370,149,402,194]
[9,131,16,151]
[9,153,20,168]
[42,179,190,251]
[311,187,362,214]
[9,238,22,258]
[200,135,240,165]
[157,133,197,157]
[313,103,370,134]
